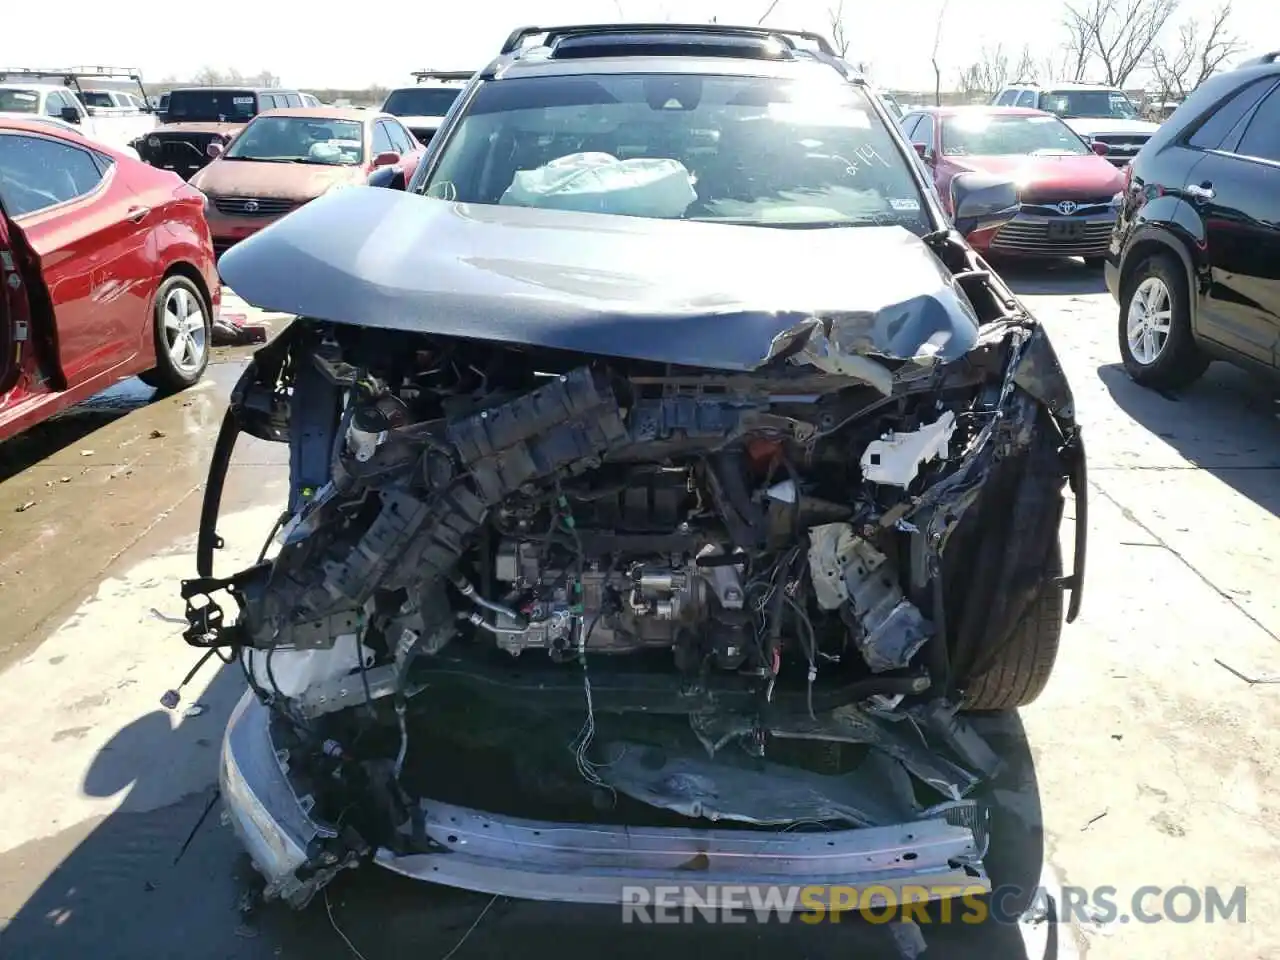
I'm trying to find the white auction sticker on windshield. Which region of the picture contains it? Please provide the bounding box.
[233,96,254,105]
[11,92,37,102]
[889,198,921,211]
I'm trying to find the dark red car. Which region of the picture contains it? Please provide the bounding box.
[0,117,219,443]
[900,106,1126,265]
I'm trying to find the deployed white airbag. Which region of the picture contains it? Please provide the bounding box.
[500,152,697,218]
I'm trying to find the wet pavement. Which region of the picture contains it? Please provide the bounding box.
[0,268,1278,959]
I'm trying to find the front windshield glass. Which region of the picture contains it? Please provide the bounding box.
[1040,89,1138,120]
[943,113,1089,156]
[166,89,258,122]
[0,90,39,114]
[421,73,930,231]
[382,87,463,117]
[225,116,365,165]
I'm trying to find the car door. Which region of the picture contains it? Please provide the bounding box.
[1180,77,1280,365]
[0,130,150,385]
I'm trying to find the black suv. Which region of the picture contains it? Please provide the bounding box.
[133,86,308,179]
[1106,52,1280,390]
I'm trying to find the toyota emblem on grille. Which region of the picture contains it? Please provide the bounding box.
[243,200,259,213]
[1056,200,1078,215]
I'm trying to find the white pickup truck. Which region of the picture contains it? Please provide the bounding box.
[0,67,157,153]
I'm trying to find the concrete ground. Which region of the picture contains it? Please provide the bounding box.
[0,270,1276,960]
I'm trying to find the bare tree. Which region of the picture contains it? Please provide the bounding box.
[1010,45,1036,83]
[1064,0,1181,86]
[1148,3,1241,101]
[1063,9,1095,80]
[827,0,850,57]
[1038,49,1075,84]
[757,0,781,25]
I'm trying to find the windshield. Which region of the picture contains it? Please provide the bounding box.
[382,87,463,117]
[421,73,930,232]
[78,91,116,108]
[0,90,39,114]
[943,113,1089,156]
[1040,89,1138,120]
[166,89,258,122]
[225,116,365,165]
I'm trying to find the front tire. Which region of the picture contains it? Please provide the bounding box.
[961,544,1064,711]
[138,275,210,392]
[1118,254,1208,390]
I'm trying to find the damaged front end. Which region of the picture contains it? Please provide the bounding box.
[188,228,1085,909]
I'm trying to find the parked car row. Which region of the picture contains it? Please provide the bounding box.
[895,55,1280,391]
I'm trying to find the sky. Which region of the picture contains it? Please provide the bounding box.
[5,0,1274,92]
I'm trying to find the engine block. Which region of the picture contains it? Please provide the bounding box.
[490,538,745,661]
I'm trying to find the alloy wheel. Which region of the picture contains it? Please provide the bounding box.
[1127,276,1172,365]
[162,286,207,376]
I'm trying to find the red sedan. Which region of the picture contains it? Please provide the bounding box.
[901,106,1126,265]
[0,117,219,443]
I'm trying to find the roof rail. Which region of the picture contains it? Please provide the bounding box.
[1239,50,1280,67]
[549,31,796,62]
[499,23,835,57]
[410,70,475,84]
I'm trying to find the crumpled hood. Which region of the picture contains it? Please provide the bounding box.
[217,188,982,379]
[1060,117,1159,138]
[192,159,361,200]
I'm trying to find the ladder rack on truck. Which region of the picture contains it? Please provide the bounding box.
[0,66,150,105]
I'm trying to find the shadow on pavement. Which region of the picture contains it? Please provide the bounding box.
[0,378,158,483]
[993,257,1108,299]
[1098,360,1280,513]
[0,677,1055,958]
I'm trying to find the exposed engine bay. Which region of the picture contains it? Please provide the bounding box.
[184,234,1086,907]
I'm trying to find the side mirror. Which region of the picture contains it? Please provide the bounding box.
[912,141,934,164]
[367,165,406,190]
[59,106,81,124]
[1090,140,1110,157]
[372,151,400,167]
[206,141,224,159]
[950,172,1019,237]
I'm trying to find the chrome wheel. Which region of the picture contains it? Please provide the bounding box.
[162,285,207,376]
[1127,276,1172,365]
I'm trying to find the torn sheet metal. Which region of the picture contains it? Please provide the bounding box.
[599,740,918,827]
[781,319,896,395]
[770,705,983,799]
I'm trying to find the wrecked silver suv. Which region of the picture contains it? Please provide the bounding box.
[181,24,1087,910]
